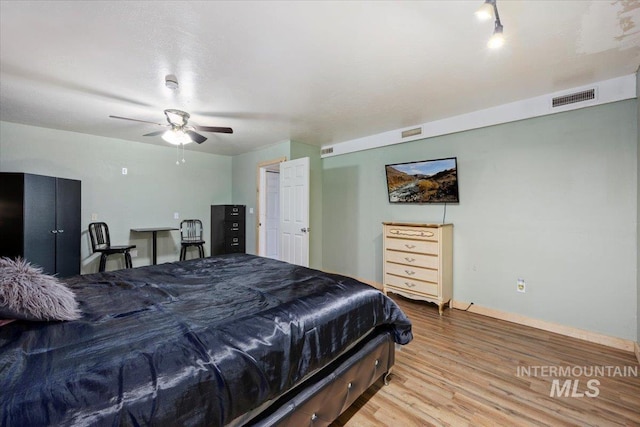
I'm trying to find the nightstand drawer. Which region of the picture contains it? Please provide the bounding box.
[386,250,438,269]
[386,262,438,282]
[385,274,439,297]
[385,238,438,255]
[385,225,438,241]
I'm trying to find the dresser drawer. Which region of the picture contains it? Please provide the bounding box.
[386,250,439,269]
[385,225,438,241]
[385,274,439,297]
[386,262,438,283]
[385,238,438,255]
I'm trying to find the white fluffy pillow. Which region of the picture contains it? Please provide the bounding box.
[0,257,81,321]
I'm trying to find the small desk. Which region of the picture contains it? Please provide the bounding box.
[131,227,179,265]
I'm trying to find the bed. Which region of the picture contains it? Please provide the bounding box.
[0,253,412,426]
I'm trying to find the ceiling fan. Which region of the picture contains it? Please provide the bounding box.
[109,109,233,145]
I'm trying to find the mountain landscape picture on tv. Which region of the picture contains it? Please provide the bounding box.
[385,157,459,204]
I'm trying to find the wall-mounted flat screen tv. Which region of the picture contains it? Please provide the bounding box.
[385,157,459,204]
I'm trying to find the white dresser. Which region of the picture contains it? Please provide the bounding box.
[382,222,453,314]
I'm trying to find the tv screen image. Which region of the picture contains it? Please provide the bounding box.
[385,157,459,204]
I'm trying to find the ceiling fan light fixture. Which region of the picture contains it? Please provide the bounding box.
[162,129,193,145]
[475,0,494,21]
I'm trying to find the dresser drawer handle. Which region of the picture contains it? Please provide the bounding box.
[390,229,435,238]
[404,282,416,288]
[404,257,416,262]
[404,244,416,249]
[404,270,416,276]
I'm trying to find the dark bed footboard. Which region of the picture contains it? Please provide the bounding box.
[248,330,395,427]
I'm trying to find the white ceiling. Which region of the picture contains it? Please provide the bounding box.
[1,1,639,156]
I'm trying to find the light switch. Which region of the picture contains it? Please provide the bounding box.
[249,208,254,214]
[174,212,179,219]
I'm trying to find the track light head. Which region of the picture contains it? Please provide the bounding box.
[476,0,504,49]
[488,23,505,49]
[475,0,494,21]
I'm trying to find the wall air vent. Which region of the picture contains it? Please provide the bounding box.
[401,127,423,139]
[552,88,596,108]
[321,147,334,155]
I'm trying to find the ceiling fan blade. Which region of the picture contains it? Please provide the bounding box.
[186,130,207,144]
[109,115,165,126]
[143,130,166,137]
[193,125,233,134]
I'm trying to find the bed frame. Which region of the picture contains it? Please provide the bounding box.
[248,330,395,426]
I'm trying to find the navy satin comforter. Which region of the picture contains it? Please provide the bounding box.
[0,254,412,426]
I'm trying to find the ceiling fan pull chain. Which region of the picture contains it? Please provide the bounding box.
[182,143,186,163]
[176,144,180,165]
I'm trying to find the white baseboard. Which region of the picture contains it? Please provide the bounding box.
[451,300,635,353]
[334,274,636,355]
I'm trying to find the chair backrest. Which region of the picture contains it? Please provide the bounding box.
[88,222,111,251]
[180,219,203,241]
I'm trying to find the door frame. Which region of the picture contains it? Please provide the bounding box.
[256,156,287,256]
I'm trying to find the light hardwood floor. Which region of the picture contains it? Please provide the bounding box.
[332,295,640,427]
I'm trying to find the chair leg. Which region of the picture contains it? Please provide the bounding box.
[180,246,186,261]
[198,244,204,258]
[125,252,133,269]
[99,254,107,272]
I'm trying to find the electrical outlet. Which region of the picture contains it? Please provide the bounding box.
[517,278,526,293]
[122,167,128,175]
[91,213,98,221]
[130,249,138,258]
[174,212,179,219]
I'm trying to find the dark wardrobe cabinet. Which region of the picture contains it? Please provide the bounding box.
[210,204,246,255]
[0,172,81,277]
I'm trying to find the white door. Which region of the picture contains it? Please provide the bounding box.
[279,157,310,267]
[265,170,280,259]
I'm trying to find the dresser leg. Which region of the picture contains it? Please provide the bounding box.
[438,303,444,315]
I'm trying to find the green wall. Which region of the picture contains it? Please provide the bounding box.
[322,100,638,341]
[1,97,637,342]
[0,122,232,272]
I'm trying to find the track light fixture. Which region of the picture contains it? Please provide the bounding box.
[476,0,504,49]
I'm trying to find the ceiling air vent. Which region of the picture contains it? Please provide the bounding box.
[321,147,334,155]
[552,88,596,108]
[401,127,423,139]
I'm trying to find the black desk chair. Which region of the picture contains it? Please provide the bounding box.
[180,219,205,260]
[88,222,136,272]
